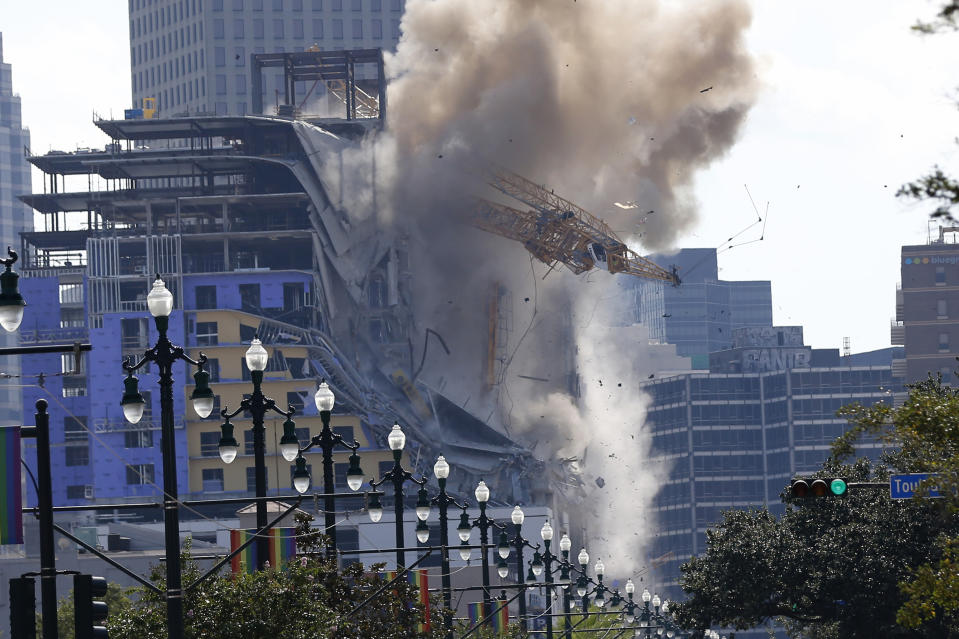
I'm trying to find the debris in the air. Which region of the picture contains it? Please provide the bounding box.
[595,477,606,488]
[700,86,713,93]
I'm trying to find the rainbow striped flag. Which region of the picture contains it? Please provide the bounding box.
[230,527,296,573]
[0,427,22,545]
[382,568,431,632]
[467,601,509,634]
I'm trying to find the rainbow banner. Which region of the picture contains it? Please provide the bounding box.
[0,427,22,545]
[467,601,509,634]
[230,527,296,573]
[382,568,431,633]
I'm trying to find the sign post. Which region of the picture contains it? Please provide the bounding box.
[890,473,942,500]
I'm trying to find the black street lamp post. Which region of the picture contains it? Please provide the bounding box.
[430,454,467,618]
[369,423,426,569]
[288,380,363,553]
[509,506,530,631]
[121,276,216,639]
[217,336,296,567]
[471,480,507,613]
[557,532,573,639]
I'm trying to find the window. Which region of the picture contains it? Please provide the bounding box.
[371,0,380,9]
[390,18,399,38]
[390,0,400,10]
[126,464,155,485]
[216,101,229,114]
[295,427,311,446]
[196,321,218,346]
[254,18,264,38]
[235,46,246,66]
[216,74,227,95]
[287,391,306,413]
[333,425,355,443]
[66,446,90,466]
[377,460,393,481]
[239,283,261,310]
[941,367,953,384]
[937,266,947,285]
[312,0,323,9]
[234,18,245,38]
[206,358,221,382]
[66,485,88,500]
[125,430,153,448]
[351,18,362,38]
[195,285,217,309]
[273,0,283,8]
[244,429,255,455]
[293,19,304,38]
[939,299,948,318]
[236,74,247,95]
[202,468,225,492]
[233,0,243,9]
[214,18,225,38]
[254,0,263,8]
[371,18,381,39]
[64,416,88,441]
[312,18,323,38]
[247,466,268,492]
[293,0,303,9]
[59,283,83,304]
[63,377,87,398]
[332,18,343,39]
[273,18,285,38]
[200,431,220,457]
[351,0,361,9]
[940,333,950,352]
[332,0,342,9]
[283,282,305,310]
[215,46,226,66]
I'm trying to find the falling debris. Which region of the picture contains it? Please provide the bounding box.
[700,86,713,93]
[595,477,606,488]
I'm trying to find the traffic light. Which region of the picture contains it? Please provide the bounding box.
[789,477,848,499]
[9,576,37,638]
[74,574,109,639]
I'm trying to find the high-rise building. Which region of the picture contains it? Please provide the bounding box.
[128,0,406,117]
[641,327,900,614]
[624,248,773,368]
[892,227,959,385]
[17,54,535,510]
[0,32,33,423]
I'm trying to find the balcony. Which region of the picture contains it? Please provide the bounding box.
[890,321,905,346]
[19,326,89,344]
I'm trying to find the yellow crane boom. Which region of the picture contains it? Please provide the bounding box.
[469,167,680,285]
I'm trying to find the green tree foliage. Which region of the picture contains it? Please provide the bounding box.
[899,2,959,219]
[675,377,959,637]
[105,514,451,639]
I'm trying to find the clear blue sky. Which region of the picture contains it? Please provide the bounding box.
[2,0,957,352]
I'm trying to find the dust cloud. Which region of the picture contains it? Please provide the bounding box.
[378,0,757,579]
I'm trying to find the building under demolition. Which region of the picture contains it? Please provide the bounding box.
[17,49,541,515]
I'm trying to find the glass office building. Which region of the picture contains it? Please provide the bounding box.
[128,0,406,117]
[642,327,901,616]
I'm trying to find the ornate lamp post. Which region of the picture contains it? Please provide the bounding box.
[430,454,468,619]
[369,423,426,568]
[121,276,214,639]
[217,337,296,566]
[559,533,573,639]
[0,247,26,332]
[471,480,507,612]
[536,520,559,639]
[289,380,363,552]
[509,505,530,631]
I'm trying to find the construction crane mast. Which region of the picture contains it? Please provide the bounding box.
[468,167,681,285]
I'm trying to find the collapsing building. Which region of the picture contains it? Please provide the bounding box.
[17,49,538,509]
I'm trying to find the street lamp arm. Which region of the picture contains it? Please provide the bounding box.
[176,348,206,368]
[220,403,247,420]
[263,398,293,418]
[299,431,360,457]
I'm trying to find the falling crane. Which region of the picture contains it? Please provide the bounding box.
[468,167,681,285]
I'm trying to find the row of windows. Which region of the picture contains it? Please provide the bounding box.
[198,425,355,457]
[211,0,403,11]
[132,0,201,32]
[211,16,390,40]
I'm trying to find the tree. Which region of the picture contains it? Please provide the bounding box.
[37,582,132,639]
[898,2,959,219]
[106,514,450,639]
[674,377,959,638]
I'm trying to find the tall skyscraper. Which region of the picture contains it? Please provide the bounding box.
[642,326,900,638]
[0,33,33,423]
[128,0,406,117]
[892,227,959,385]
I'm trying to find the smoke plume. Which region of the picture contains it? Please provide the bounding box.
[379,0,757,579]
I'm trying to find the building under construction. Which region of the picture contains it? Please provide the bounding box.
[17,49,541,514]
